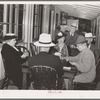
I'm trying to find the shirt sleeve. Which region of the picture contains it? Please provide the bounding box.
[75,51,94,72]
[69,53,80,62]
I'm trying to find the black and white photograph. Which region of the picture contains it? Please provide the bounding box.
[0,0,100,99]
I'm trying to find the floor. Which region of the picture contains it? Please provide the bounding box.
[95,81,100,90]
[3,80,100,90]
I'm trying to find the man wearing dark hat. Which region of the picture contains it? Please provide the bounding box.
[28,33,63,89]
[65,23,79,56]
[53,25,63,44]
[62,35,96,88]
[1,33,29,89]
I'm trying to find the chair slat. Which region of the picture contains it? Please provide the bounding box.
[30,65,58,90]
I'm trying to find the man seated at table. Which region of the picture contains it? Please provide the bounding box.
[28,33,63,89]
[62,35,96,89]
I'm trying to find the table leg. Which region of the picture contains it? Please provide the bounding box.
[68,78,73,90]
[22,72,27,89]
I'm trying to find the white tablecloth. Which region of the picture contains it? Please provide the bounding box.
[0,44,5,80]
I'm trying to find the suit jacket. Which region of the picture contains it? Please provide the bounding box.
[65,30,79,46]
[69,48,96,83]
[90,44,99,63]
[28,52,63,77]
[65,30,79,56]
[1,43,27,88]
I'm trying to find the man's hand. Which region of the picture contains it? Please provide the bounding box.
[61,56,69,61]
[21,51,29,58]
[69,61,76,65]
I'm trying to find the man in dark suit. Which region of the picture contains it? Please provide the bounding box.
[65,23,79,56]
[28,33,63,89]
[28,33,63,77]
[85,33,99,64]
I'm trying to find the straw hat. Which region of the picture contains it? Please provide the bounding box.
[85,33,95,38]
[3,33,17,41]
[34,33,55,47]
[76,35,87,44]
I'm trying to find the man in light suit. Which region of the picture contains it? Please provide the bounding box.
[28,33,63,89]
[65,23,79,56]
[85,33,99,64]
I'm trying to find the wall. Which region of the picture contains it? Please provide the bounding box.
[92,14,100,51]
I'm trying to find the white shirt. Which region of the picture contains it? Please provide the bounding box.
[70,32,74,36]
[88,44,91,49]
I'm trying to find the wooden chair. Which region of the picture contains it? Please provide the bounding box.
[16,45,30,57]
[74,59,100,90]
[30,43,37,56]
[30,65,58,90]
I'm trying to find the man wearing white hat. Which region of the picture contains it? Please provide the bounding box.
[85,33,99,64]
[65,23,79,56]
[28,33,63,89]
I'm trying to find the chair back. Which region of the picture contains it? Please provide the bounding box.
[30,65,58,90]
[30,43,37,56]
[16,45,30,57]
[95,59,100,83]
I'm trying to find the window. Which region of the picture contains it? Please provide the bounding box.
[0,5,3,42]
[60,12,67,25]
[33,5,43,39]
[3,4,24,40]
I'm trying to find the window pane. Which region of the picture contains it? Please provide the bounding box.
[18,4,24,40]
[12,5,15,24]
[18,25,22,40]
[7,5,10,23]
[0,5,3,22]
[33,5,43,39]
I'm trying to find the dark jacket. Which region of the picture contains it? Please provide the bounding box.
[90,44,99,64]
[65,30,79,46]
[28,52,63,77]
[1,43,27,88]
[65,30,79,56]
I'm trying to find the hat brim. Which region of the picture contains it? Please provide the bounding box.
[85,36,95,38]
[34,41,55,47]
[75,40,87,44]
[3,36,17,41]
[56,36,64,40]
[71,25,77,28]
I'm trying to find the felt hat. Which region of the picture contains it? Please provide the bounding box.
[34,33,55,47]
[76,35,87,44]
[3,33,17,41]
